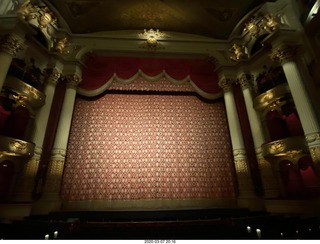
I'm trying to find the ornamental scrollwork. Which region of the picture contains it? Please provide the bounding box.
[270,45,297,64]
[0,34,24,56]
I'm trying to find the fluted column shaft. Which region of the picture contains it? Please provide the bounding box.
[0,34,24,90]
[271,45,320,174]
[219,78,255,198]
[239,74,280,198]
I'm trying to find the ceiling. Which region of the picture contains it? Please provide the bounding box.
[47,0,272,39]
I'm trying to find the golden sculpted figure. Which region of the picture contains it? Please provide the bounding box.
[54,37,71,54]
[264,14,279,33]
[229,43,246,61]
[17,0,36,20]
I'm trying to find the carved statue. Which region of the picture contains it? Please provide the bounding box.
[264,14,279,33]
[229,43,246,61]
[17,0,36,20]
[54,37,71,54]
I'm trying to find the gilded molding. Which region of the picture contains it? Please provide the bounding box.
[4,76,45,108]
[54,37,71,55]
[0,135,35,157]
[253,83,290,115]
[234,158,249,174]
[17,0,37,21]
[229,43,247,61]
[233,149,247,157]
[270,45,297,64]
[65,74,81,89]
[218,78,234,92]
[0,34,24,56]
[238,73,253,90]
[310,147,320,163]
[261,136,308,158]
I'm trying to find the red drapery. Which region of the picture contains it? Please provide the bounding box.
[80,56,220,95]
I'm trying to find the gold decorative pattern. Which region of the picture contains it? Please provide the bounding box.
[244,17,260,38]
[261,136,308,158]
[65,74,81,89]
[263,14,280,33]
[218,78,234,92]
[45,159,65,193]
[4,76,46,108]
[54,37,71,55]
[253,83,291,115]
[234,158,249,173]
[310,147,320,163]
[0,135,35,157]
[270,45,297,64]
[229,43,247,61]
[0,34,24,56]
[238,73,253,90]
[17,0,37,21]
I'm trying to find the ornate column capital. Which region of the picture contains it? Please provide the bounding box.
[270,45,297,64]
[218,78,234,92]
[238,73,253,90]
[45,68,61,86]
[65,74,81,89]
[0,34,24,56]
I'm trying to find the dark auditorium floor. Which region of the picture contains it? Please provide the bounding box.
[1,208,320,240]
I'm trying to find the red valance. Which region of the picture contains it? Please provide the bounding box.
[80,56,221,96]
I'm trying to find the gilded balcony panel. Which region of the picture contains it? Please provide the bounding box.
[253,83,291,115]
[261,136,309,158]
[0,135,35,158]
[3,76,45,108]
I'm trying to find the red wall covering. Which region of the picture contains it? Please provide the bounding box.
[62,94,236,201]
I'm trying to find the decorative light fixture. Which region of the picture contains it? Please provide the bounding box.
[138,28,167,50]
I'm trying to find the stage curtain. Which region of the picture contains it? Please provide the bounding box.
[79,56,220,97]
[62,93,236,201]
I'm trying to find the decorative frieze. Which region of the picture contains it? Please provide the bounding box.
[0,34,24,56]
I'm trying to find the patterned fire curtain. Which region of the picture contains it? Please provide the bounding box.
[61,56,237,205]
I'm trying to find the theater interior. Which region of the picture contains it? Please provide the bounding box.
[1,0,320,240]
